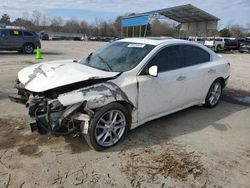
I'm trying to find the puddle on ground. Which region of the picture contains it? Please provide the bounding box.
[222,88,250,106]
[18,144,39,156]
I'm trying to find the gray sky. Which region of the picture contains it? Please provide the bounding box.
[0,0,249,27]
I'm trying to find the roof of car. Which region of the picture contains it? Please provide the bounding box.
[119,37,191,46]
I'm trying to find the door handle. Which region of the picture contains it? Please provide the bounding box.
[208,69,216,74]
[176,75,186,81]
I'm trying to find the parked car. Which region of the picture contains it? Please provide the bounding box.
[39,31,49,40]
[238,39,247,46]
[89,36,97,41]
[188,37,205,45]
[110,37,124,42]
[224,38,239,51]
[204,38,226,51]
[0,28,41,54]
[9,38,230,150]
[239,40,250,53]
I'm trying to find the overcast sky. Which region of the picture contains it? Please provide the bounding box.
[0,0,249,27]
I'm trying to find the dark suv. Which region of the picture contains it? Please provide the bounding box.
[0,28,41,54]
[239,40,250,53]
[224,39,239,51]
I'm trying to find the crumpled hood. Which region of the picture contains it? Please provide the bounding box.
[18,59,120,92]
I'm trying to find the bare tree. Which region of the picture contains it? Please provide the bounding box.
[41,15,48,26]
[63,18,81,33]
[113,16,121,36]
[50,16,63,32]
[151,19,175,36]
[79,20,89,35]
[229,24,244,38]
[31,10,42,26]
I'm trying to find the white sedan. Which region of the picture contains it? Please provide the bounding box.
[10,38,230,150]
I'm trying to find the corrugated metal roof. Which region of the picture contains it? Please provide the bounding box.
[154,4,219,23]
[121,4,219,27]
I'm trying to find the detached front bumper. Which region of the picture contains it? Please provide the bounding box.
[9,93,28,104]
[8,80,29,104]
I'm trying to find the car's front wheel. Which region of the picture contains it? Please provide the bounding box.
[84,103,130,151]
[204,79,222,108]
[23,43,34,54]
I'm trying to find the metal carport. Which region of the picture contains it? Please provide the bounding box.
[121,4,220,37]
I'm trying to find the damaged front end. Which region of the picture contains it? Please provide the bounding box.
[9,78,132,136]
[27,97,89,135]
[9,79,90,135]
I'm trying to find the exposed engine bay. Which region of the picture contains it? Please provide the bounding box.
[10,76,133,137]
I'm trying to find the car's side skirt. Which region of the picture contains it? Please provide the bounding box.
[130,101,203,130]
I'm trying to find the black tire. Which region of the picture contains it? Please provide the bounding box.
[84,103,130,151]
[216,45,222,52]
[23,43,34,54]
[204,79,223,108]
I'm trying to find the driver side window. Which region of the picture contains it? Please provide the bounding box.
[142,45,184,74]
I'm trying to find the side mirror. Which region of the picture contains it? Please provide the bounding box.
[148,66,158,77]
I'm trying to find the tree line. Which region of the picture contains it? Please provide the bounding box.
[0,11,122,37]
[0,11,249,38]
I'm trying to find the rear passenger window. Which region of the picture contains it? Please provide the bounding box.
[182,45,210,66]
[23,31,33,36]
[10,30,22,37]
[0,30,8,37]
[147,45,184,72]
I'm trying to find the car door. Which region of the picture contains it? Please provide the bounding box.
[0,29,10,49]
[181,45,213,104]
[137,45,188,123]
[9,29,24,49]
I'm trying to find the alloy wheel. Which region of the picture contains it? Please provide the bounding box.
[208,82,222,106]
[95,109,126,147]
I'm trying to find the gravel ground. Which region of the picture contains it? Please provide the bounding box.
[0,41,249,188]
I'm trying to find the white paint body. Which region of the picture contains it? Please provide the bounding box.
[18,38,230,130]
[18,59,119,92]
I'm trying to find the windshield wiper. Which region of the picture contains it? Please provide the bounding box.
[96,55,113,71]
[86,52,93,64]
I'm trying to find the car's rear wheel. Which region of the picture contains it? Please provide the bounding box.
[216,45,222,52]
[204,79,222,108]
[23,43,34,54]
[84,103,130,151]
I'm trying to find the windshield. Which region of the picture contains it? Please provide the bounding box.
[81,42,155,72]
[215,39,223,41]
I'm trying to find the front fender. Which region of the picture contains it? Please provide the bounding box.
[57,82,133,109]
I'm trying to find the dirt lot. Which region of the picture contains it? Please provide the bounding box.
[0,41,249,188]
